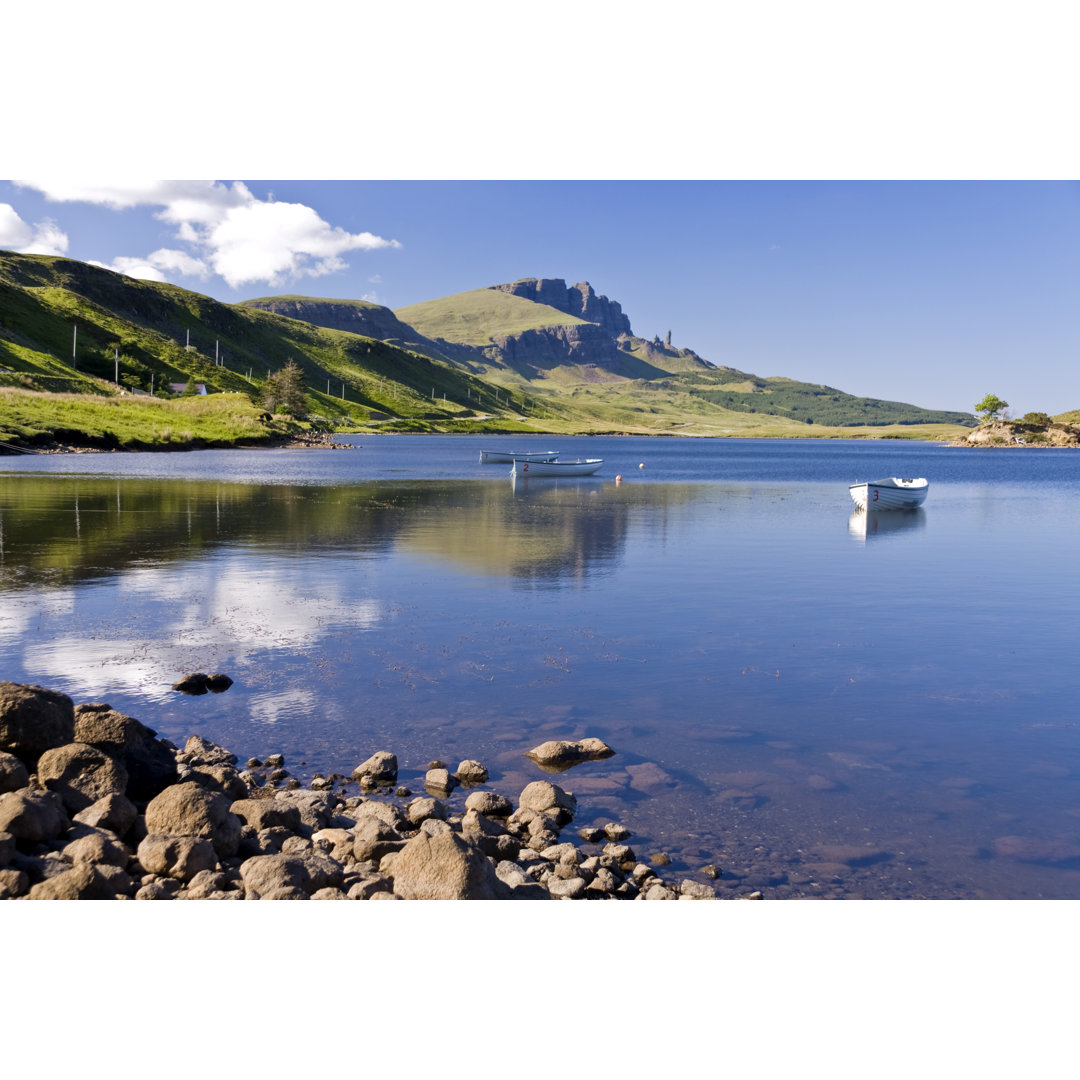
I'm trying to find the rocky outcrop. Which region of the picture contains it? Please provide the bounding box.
[487,323,669,382]
[490,279,633,337]
[246,278,714,386]
[955,420,1080,447]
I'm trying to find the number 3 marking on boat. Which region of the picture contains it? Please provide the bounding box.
[872,488,879,501]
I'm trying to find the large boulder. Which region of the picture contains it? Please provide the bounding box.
[180,735,237,767]
[28,863,124,900]
[518,780,577,823]
[464,790,513,818]
[0,789,68,849]
[352,799,409,833]
[0,751,29,794]
[72,792,138,838]
[229,798,303,834]
[73,703,178,802]
[352,751,397,786]
[352,816,405,863]
[188,765,248,801]
[454,760,489,784]
[137,834,218,882]
[61,826,132,868]
[277,791,337,833]
[390,829,506,900]
[239,851,345,898]
[36,742,129,814]
[0,683,75,766]
[144,782,241,857]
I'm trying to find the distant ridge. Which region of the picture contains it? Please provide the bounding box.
[0,251,978,437]
[248,274,976,428]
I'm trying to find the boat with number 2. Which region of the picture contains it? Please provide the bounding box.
[512,458,604,477]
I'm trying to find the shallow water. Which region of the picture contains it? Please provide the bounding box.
[2,434,1079,898]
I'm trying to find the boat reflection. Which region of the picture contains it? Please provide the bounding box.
[848,506,927,543]
[510,472,606,496]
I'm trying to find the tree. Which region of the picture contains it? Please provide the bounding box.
[974,393,1008,422]
[262,359,306,416]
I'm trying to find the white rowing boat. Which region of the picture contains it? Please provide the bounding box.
[511,458,604,477]
[849,477,929,510]
[479,449,560,464]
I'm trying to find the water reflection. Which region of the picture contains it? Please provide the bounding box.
[847,506,927,543]
[0,473,701,590]
[4,446,1080,898]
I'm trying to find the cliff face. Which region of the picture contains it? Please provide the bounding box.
[489,279,633,338]
[486,323,670,381]
[241,299,417,344]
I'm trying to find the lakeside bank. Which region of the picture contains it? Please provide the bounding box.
[0,682,747,901]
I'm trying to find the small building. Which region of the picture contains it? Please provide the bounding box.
[168,382,208,395]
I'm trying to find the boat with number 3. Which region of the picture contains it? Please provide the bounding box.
[849,477,929,510]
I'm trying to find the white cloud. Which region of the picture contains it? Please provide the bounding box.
[0,202,69,255]
[91,256,167,282]
[147,248,211,277]
[12,180,399,289]
[206,198,400,288]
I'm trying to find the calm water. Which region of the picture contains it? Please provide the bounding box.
[2,434,1079,898]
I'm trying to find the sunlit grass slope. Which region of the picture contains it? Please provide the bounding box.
[395,289,588,346]
[0,388,284,449]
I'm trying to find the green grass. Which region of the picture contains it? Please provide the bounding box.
[0,251,522,428]
[0,388,286,449]
[394,288,588,346]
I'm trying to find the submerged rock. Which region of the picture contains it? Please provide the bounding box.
[525,737,614,771]
[172,673,210,695]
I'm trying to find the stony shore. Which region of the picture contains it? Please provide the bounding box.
[0,681,753,901]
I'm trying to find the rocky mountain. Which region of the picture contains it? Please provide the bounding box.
[489,278,633,338]
[244,276,976,428]
[245,278,712,384]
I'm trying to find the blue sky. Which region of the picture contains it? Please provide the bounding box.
[3,178,1076,416]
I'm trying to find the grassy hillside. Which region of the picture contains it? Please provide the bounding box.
[0,252,979,444]
[0,388,285,449]
[675,369,976,427]
[0,252,515,427]
[395,288,588,346]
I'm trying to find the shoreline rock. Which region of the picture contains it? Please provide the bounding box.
[0,683,742,900]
